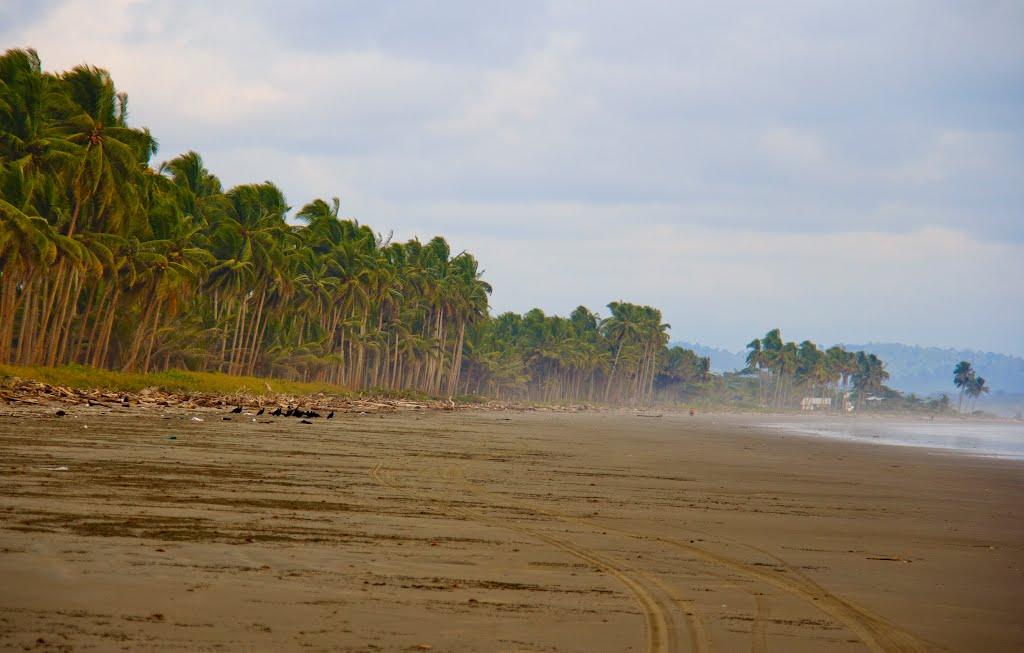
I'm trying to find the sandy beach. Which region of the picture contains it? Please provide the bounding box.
[1,407,1022,652]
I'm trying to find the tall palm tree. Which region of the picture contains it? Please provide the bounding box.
[4,48,906,409]
[953,361,975,413]
[966,375,989,412]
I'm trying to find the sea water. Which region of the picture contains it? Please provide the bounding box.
[766,419,1024,460]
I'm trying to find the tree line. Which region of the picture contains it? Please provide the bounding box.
[1,48,715,402]
[745,329,890,410]
[460,303,710,403]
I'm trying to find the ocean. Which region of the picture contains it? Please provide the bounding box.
[766,418,1024,460]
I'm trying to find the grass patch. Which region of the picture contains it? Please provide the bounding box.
[0,364,359,397]
[453,393,488,404]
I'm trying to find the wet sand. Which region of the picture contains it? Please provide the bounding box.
[1,408,1022,652]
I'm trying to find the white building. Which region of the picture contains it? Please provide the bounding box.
[800,397,832,411]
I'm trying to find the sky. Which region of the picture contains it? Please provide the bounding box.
[4,0,1023,355]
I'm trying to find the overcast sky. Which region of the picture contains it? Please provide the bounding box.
[5,1,1023,354]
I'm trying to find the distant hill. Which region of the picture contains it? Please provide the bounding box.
[672,342,747,373]
[674,340,1024,395]
[841,343,1024,395]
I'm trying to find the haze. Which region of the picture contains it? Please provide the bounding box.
[5,0,1022,354]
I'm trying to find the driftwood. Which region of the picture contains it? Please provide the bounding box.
[0,376,512,415]
[0,376,614,417]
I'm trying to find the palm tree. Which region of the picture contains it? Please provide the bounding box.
[853,352,889,410]
[966,376,989,412]
[745,338,768,406]
[0,159,60,362]
[4,48,907,409]
[953,361,975,413]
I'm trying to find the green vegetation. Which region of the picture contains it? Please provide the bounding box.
[0,48,713,404]
[2,49,940,411]
[460,303,709,403]
[0,363,357,396]
[744,329,889,410]
[953,361,990,413]
[0,48,491,396]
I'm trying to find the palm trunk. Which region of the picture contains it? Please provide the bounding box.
[70,280,101,364]
[53,271,83,366]
[17,276,41,365]
[141,297,165,373]
[94,287,120,368]
[228,298,247,374]
[244,289,267,375]
[85,282,114,364]
[604,340,624,403]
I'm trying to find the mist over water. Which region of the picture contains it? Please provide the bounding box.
[766,419,1024,460]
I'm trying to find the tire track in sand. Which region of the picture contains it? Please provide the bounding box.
[439,461,711,653]
[370,462,676,653]
[461,420,928,653]
[516,503,926,653]
[650,535,927,653]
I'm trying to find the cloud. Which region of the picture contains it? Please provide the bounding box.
[759,127,826,170]
[473,223,1024,354]
[4,0,1023,353]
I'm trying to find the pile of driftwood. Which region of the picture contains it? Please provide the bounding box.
[0,376,506,414]
[0,377,618,416]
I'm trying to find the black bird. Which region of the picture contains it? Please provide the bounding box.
[299,419,313,424]
[327,411,335,419]
[307,410,321,418]
[285,406,295,417]
[270,407,282,417]
[256,407,265,416]
[55,409,66,417]
[230,406,243,414]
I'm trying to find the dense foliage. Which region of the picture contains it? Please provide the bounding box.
[0,49,715,402]
[744,329,890,410]
[460,303,709,403]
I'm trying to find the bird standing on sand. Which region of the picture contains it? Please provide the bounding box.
[270,407,282,417]
[256,407,265,416]
[285,406,295,417]
[230,406,242,414]
[327,411,335,419]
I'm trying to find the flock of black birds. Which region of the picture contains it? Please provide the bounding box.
[226,404,335,421]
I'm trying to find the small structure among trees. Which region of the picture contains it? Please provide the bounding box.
[800,397,832,411]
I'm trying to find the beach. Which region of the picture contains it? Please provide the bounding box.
[1,407,1022,652]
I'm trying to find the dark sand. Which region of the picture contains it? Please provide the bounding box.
[1,408,1022,652]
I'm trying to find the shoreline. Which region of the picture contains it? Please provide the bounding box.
[4,373,1020,463]
[6,370,1015,418]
